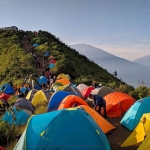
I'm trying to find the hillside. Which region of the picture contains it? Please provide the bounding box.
[0,30,124,86]
[70,44,150,88]
[29,31,120,84]
[133,55,150,67]
[0,30,150,150]
[0,30,35,85]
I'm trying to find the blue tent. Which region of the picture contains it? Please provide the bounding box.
[1,83,10,91]
[47,91,76,111]
[34,84,41,90]
[4,86,15,94]
[33,43,39,47]
[2,108,29,125]
[20,87,27,93]
[14,108,111,150]
[20,87,31,94]
[44,51,50,57]
[37,76,47,85]
[120,97,150,131]
[48,63,55,68]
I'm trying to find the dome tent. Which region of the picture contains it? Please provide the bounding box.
[82,86,95,99]
[30,90,51,106]
[44,51,50,57]
[14,109,111,150]
[63,84,82,98]
[121,97,150,131]
[55,78,70,86]
[104,92,135,118]
[47,91,76,112]
[77,105,115,133]
[91,86,114,98]
[58,95,88,110]
[2,108,30,125]
[26,89,38,102]
[76,83,88,93]
[13,97,35,113]
[56,73,70,80]
[38,76,47,85]
[33,43,39,47]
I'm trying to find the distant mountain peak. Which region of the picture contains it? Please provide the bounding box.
[133,54,150,67]
[70,44,150,88]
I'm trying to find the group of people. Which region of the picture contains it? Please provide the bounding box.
[41,69,56,90]
[14,84,31,98]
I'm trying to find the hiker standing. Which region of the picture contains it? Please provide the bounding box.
[14,84,18,92]
[89,94,107,118]
[49,76,54,88]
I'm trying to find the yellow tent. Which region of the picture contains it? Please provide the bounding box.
[55,86,65,92]
[56,73,70,80]
[138,132,150,150]
[31,90,51,106]
[26,89,37,101]
[121,113,150,147]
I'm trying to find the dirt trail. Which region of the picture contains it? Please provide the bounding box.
[106,118,139,150]
[22,37,29,52]
[22,37,44,75]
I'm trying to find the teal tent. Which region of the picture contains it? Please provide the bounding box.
[2,108,29,125]
[121,97,150,131]
[49,63,55,68]
[14,109,111,150]
[33,43,39,47]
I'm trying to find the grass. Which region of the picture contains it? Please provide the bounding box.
[0,97,48,149]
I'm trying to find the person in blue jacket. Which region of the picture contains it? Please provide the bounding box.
[89,94,107,118]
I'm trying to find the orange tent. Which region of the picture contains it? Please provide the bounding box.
[77,105,115,133]
[58,95,88,110]
[104,92,135,118]
[55,78,70,86]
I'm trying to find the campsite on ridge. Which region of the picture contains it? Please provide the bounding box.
[0,29,150,150]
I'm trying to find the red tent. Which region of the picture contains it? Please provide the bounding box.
[82,86,95,99]
[0,93,11,101]
[0,146,6,150]
[50,59,56,64]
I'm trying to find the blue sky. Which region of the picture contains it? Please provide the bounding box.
[0,0,150,61]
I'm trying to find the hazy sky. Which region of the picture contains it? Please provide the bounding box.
[0,0,150,61]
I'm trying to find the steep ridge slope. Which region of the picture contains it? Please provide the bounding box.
[29,30,124,85]
[0,30,127,87]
